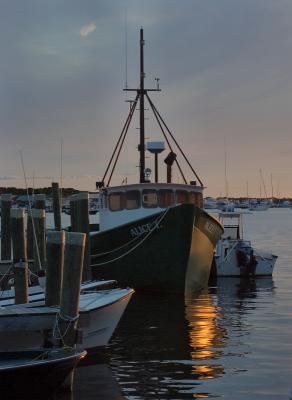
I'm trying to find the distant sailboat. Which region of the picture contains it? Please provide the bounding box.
[249,170,269,211]
[219,138,234,212]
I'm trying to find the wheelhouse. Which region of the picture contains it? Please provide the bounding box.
[98,183,204,231]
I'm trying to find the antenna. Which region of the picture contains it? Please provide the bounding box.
[124,3,128,89]
[60,136,63,216]
[224,137,228,198]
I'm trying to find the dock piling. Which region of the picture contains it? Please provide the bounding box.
[52,182,62,230]
[11,208,28,304]
[45,231,65,306]
[1,194,12,261]
[34,194,46,210]
[59,232,85,347]
[70,193,91,282]
[31,208,46,272]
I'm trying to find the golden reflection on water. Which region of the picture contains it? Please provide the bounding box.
[185,290,226,379]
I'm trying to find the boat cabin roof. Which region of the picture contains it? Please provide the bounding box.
[219,212,241,219]
[101,182,204,194]
[218,212,246,240]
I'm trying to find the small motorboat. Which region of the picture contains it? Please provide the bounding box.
[0,348,86,398]
[0,287,134,353]
[0,278,117,303]
[211,212,277,277]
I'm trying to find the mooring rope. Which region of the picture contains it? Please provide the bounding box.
[0,263,14,298]
[91,208,169,267]
[52,311,79,344]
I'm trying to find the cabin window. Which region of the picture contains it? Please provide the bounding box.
[176,190,189,204]
[126,190,141,210]
[142,189,158,208]
[158,189,175,208]
[189,191,203,207]
[108,192,125,211]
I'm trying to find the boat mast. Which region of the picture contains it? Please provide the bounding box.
[139,28,146,183]
[101,28,204,188]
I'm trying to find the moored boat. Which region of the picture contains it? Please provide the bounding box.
[90,29,223,295]
[0,348,86,398]
[0,287,134,353]
[211,212,277,277]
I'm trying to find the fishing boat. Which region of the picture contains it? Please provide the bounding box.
[0,348,86,398]
[0,287,134,353]
[211,212,277,277]
[90,29,223,295]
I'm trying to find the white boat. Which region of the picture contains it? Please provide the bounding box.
[220,200,235,212]
[203,197,218,209]
[0,287,134,353]
[249,200,269,211]
[237,200,250,209]
[217,198,235,212]
[0,279,117,303]
[212,212,277,277]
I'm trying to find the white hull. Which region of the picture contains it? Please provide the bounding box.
[214,212,277,278]
[215,244,277,277]
[0,288,134,352]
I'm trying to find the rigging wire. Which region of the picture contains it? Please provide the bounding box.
[19,150,42,270]
[60,136,63,224]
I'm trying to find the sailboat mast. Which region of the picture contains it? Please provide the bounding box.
[139,28,146,183]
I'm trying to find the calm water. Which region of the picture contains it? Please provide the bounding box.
[70,208,292,399]
[5,209,292,399]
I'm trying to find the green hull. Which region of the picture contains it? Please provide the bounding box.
[90,204,223,294]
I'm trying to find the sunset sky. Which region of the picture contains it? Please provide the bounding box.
[1,0,292,197]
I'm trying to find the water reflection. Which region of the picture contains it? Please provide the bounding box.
[107,292,223,399]
[108,278,275,399]
[54,277,276,399]
[185,290,226,380]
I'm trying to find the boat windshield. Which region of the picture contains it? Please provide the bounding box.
[142,189,158,208]
[108,192,125,211]
[126,190,141,210]
[158,189,175,208]
[105,187,203,211]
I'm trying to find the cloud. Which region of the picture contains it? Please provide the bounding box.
[80,22,96,37]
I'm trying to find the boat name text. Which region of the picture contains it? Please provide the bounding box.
[204,220,222,239]
[130,221,161,237]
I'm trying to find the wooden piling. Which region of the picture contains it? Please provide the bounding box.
[31,209,46,272]
[70,195,77,232]
[26,214,34,260]
[11,208,28,304]
[34,194,46,210]
[45,231,65,306]
[1,194,12,261]
[59,232,85,347]
[52,182,62,230]
[70,192,91,282]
